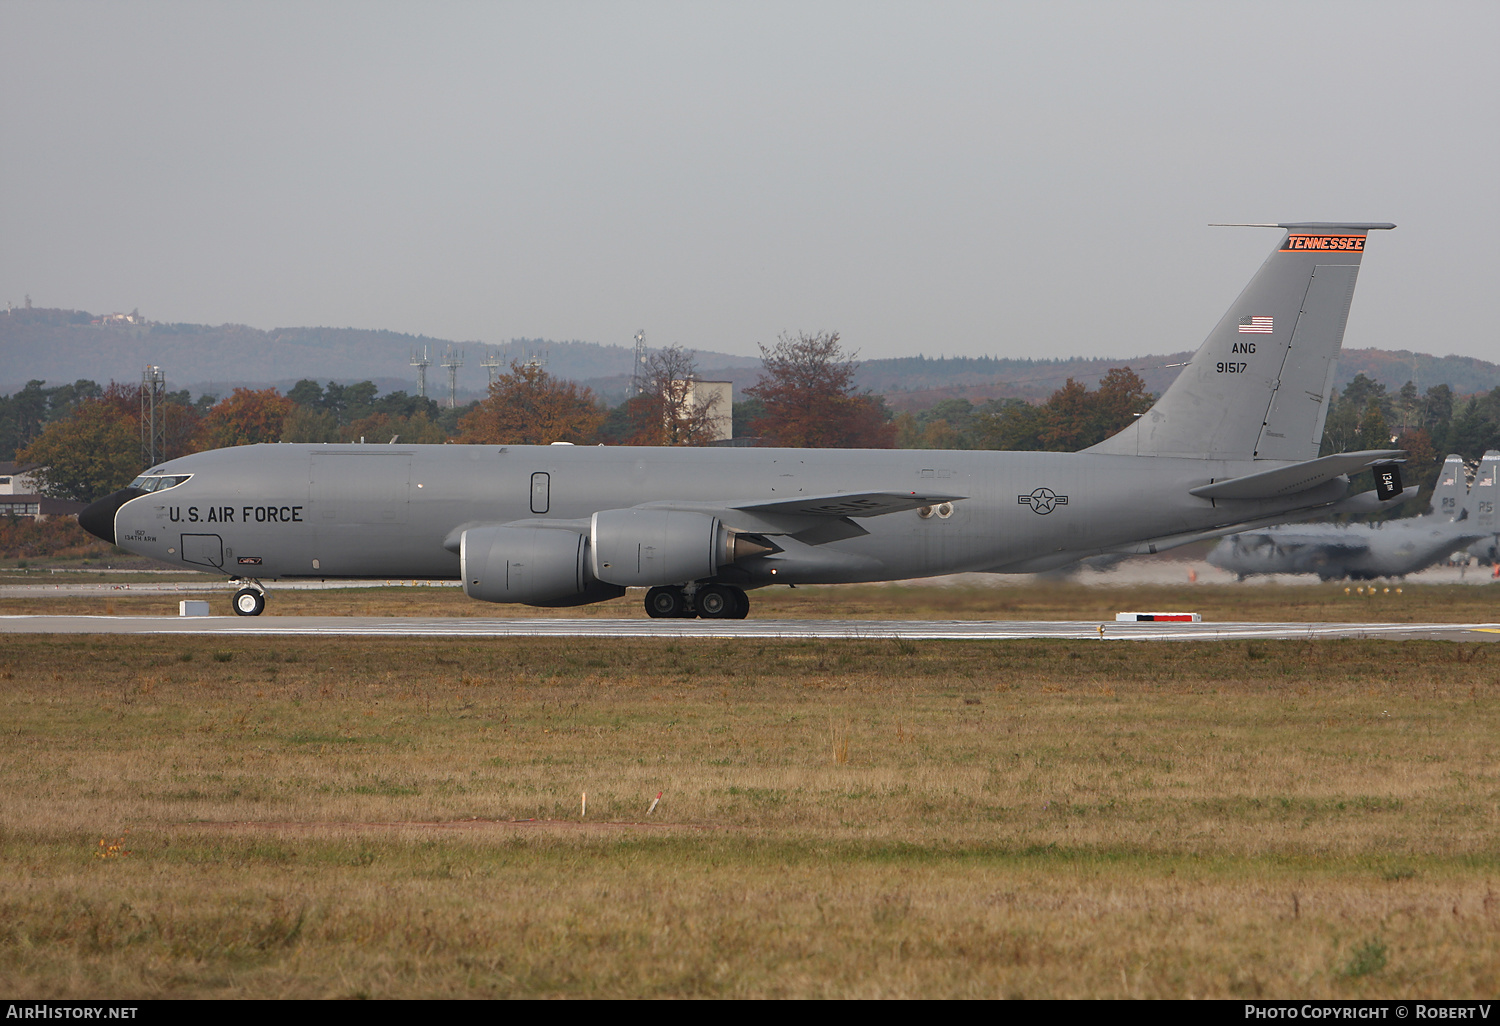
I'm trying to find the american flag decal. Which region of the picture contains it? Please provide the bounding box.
[1238,316,1273,334]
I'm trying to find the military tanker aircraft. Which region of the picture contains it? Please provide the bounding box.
[80,222,1407,619]
[1206,454,1487,580]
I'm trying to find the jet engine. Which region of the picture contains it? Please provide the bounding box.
[460,524,625,607]
[589,508,771,587]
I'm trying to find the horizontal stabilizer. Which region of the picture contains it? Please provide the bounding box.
[1330,485,1420,515]
[733,491,964,518]
[1189,450,1405,501]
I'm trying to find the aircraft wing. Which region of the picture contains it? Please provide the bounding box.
[1190,450,1405,500]
[730,491,965,517]
[635,491,965,546]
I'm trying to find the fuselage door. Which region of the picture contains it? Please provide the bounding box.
[181,533,224,569]
[531,472,550,515]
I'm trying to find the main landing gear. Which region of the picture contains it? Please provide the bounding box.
[644,584,749,619]
[231,582,266,616]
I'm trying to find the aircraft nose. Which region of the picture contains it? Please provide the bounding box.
[78,487,145,545]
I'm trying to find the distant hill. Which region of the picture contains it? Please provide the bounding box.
[0,308,758,403]
[3,306,1495,408]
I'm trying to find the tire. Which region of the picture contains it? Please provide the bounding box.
[232,587,265,617]
[730,587,750,619]
[645,586,685,618]
[696,584,736,619]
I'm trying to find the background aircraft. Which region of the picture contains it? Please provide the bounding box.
[1460,450,1500,565]
[81,222,1407,618]
[1206,454,1487,580]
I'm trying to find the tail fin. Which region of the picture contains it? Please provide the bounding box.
[1430,454,1468,519]
[1466,451,1500,533]
[1087,222,1395,462]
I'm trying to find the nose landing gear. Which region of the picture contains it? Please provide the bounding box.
[231,582,266,616]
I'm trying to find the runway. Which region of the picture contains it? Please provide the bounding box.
[2,614,1497,641]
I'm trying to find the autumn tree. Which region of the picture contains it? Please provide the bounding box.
[1090,367,1154,440]
[745,331,895,448]
[455,361,603,445]
[608,346,723,446]
[16,399,140,502]
[962,369,1152,452]
[196,388,295,449]
[1038,378,1093,451]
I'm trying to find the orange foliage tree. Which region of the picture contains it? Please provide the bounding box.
[1039,368,1153,451]
[456,362,603,445]
[745,332,895,448]
[196,388,295,449]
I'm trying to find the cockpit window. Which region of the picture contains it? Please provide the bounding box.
[129,474,192,492]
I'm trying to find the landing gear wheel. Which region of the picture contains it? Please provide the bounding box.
[645,586,687,618]
[696,584,739,619]
[232,587,266,617]
[730,587,750,619]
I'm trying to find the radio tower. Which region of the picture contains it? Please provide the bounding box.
[441,344,464,407]
[630,329,647,396]
[140,366,166,466]
[411,346,431,398]
[479,346,503,389]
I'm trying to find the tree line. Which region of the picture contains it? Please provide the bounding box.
[11,331,1500,506]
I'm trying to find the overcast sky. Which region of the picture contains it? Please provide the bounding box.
[2,1,1495,363]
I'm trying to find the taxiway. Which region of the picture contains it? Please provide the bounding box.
[1,614,1496,642]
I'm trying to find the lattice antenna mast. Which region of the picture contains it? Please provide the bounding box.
[479,346,503,388]
[441,345,464,408]
[140,366,166,466]
[411,346,431,398]
[630,329,647,396]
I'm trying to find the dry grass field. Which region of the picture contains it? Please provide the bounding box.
[2,596,1499,998]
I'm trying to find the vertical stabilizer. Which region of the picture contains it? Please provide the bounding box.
[1468,451,1500,533]
[1088,222,1395,462]
[1430,454,1468,520]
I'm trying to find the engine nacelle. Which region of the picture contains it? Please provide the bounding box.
[590,508,723,587]
[461,524,625,607]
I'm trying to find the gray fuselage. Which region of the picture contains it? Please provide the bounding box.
[107,442,1343,589]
